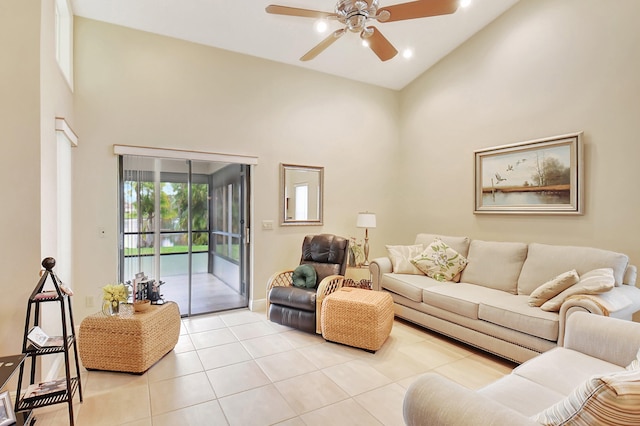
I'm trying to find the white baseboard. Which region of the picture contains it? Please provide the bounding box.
[250,298,266,314]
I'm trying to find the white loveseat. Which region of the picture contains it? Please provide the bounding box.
[403,312,640,425]
[370,233,640,363]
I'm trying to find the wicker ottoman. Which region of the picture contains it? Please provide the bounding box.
[321,287,394,352]
[79,302,180,374]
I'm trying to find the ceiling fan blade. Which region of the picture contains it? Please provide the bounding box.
[266,5,337,19]
[363,27,398,61]
[378,0,458,22]
[300,29,345,61]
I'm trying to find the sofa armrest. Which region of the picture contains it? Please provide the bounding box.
[370,257,392,291]
[403,373,538,426]
[561,311,640,367]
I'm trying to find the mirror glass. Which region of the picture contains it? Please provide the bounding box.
[280,163,323,226]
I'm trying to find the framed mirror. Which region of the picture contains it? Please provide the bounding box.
[280,163,323,226]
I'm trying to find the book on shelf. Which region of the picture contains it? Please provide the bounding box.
[22,378,68,401]
[33,291,58,300]
[27,326,64,348]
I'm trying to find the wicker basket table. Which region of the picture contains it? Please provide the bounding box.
[78,302,180,374]
[321,287,393,352]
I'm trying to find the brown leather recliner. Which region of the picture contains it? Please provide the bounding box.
[266,234,349,334]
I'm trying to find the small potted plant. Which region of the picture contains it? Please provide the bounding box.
[102,283,129,316]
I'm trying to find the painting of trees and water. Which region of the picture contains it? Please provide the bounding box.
[474,133,583,214]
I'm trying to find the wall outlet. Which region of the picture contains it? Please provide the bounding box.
[86,296,95,308]
[262,220,274,230]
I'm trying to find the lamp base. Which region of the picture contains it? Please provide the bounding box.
[363,236,370,267]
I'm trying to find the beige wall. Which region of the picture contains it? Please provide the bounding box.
[3,0,639,356]
[1,0,75,359]
[0,0,42,355]
[398,0,640,267]
[72,18,400,319]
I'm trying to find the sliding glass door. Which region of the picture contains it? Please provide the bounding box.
[119,156,249,316]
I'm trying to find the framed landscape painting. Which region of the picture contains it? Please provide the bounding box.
[474,132,583,215]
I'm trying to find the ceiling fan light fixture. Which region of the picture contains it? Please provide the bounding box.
[314,19,328,33]
[376,10,391,22]
[267,0,461,62]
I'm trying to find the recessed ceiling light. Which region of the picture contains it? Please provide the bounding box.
[314,19,328,33]
[460,0,472,8]
[402,48,414,59]
[362,39,370,48]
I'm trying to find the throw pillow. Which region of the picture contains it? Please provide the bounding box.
[292,264,317,288]
[528,270,579,307]
[410,239,468,282]
[386,244,425,275]
[533,368,640,425]
[540,268,615,312]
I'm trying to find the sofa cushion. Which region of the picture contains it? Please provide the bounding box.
[478,374,566,417]
[517,243,629,295]
[381,273,442,302]
[414,233,471,258]
[478,295,559,341]
[459,240,528,294]
[540,268,615,312]
[528,270,579,307]
[421,283,506,320]
[386,244,424,275]
[533,368,640,426]
[410,239,468,282]
[513,346,624,396]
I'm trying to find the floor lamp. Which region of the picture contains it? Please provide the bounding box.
[357,212,376,266]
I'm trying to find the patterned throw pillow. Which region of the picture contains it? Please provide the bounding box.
[410,239,468,282]
[386,244,425,275]
[528,270,580,307]
[533,369,640,425]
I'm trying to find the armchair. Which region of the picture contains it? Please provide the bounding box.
[266,234,349,334]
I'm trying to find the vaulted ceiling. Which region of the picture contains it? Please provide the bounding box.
[71,0,520,90]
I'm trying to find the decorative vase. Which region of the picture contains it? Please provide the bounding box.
[348,249,356,267]
[103,300,120,316]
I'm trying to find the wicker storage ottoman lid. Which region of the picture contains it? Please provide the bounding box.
[79,302,180,373]
[321,287,394,352]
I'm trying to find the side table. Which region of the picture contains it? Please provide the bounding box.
[344,266,372,290]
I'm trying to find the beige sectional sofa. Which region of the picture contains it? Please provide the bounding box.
[403,312,640,425]
[370,233,640,363]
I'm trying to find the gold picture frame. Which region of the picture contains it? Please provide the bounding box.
[474,132,583,215]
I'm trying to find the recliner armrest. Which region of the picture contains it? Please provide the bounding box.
[403,373,538,426]
[265,269,294,319]
[315,274,344,334]
[369,257,392,291]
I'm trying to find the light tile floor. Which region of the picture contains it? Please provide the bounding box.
[33,309,516,426]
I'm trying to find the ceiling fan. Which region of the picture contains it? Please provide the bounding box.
[265,0,459,61]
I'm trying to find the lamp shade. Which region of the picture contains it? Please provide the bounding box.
[356,212,376,228]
